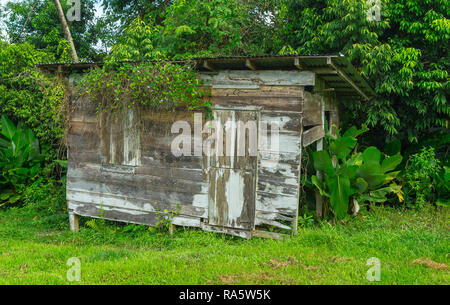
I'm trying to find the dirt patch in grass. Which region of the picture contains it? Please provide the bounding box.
[412,258,448,270]
[264,257,318,270]
[329,256,352,263]
[219,271,296,285]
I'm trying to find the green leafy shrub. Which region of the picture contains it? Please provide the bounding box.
[21,178,68,229]
[403,147,449,208]
[0,41,65,161]
[78,61,210,116]
[311,125,403,220]
[77,16,211,118]
[0,115,44,206]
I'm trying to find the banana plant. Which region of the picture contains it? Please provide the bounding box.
[0,115,42,205]
[311,125,403,220]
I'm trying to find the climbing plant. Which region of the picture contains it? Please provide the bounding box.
[78,61,209,116]
[77,16,211,118]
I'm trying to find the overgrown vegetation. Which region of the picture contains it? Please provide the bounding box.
[0,116,43,206]
[0,1,447,285]
[77,16,211,119]
[403,147,449,208]
[0,205,448,284]
[311,125,403,220]
[79,61,209,116]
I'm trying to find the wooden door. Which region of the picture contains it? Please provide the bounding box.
[208,109,258,230]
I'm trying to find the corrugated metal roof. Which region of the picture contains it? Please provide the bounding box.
[37,54,374,101]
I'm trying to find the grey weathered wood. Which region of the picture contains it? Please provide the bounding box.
[303,92,324,126]
[293,121,303,236]
[200,70,315,88]
[302,125,325,147]
[208,168,255,229]
[65,66,334,239]
[69,200,160,226]
[254,218,292,230]
[172,216,201,227]
[201,223,252,239]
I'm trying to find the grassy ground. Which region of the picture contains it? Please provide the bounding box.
[0,205,448,285]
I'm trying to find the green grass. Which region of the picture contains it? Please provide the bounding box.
[0,205,448,285]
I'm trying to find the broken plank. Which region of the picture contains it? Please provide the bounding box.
[302,125,325,147]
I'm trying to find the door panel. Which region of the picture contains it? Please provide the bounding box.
[208,168,255,229]
[210,110,258,170]
[208,109,258,230]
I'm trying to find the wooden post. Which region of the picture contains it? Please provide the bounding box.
[315,138,324,218]
[293,120,303,236]
[329,111,339,136]
[315,95,325,218]
[69,213,79,232]
[169,224,175,236]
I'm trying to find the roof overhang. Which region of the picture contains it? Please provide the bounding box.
[37,55,375,101]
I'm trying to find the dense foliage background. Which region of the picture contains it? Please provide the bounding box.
[0,0,448,213]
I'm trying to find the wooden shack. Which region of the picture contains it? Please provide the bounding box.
[39,55,374,239]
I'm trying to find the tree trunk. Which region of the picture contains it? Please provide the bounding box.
[53,0,79,62]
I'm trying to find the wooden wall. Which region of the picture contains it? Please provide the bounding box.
[66,69,327,238]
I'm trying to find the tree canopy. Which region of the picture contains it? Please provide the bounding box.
[0,0,448,152]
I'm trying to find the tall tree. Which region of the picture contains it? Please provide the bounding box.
[277,0,449,149]
[52,0,78,61]
[4,0,99,61]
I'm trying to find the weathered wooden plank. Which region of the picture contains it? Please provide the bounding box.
[255,210,294,222]
[324,96,338,112]
[68,200,160,226]
[303,92,324,126]
[255,192,298,215]
[212,96,302,112]
[329,111,340,134]
[302,125,325,147]
[69,121,99,135]
[257,173,299,187]
[67,189,208,218]
[208,168,255,230]
[134,166,204,182]
[259,150,301,164]
[212,86,304,98]
[201,223,252,239]
[315,140,324,218]
[260,111,302,133]
[258,129,301,154]
[68,134,100,151]
[257,160,300,179]
[254,218,292,230]
[68,151,102,164]
[208,109,258,170]
[257,179,298,196]
[141,150,204,169]
[172,216,201,227]
[200,70,315,88]
[68,168,209,197]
